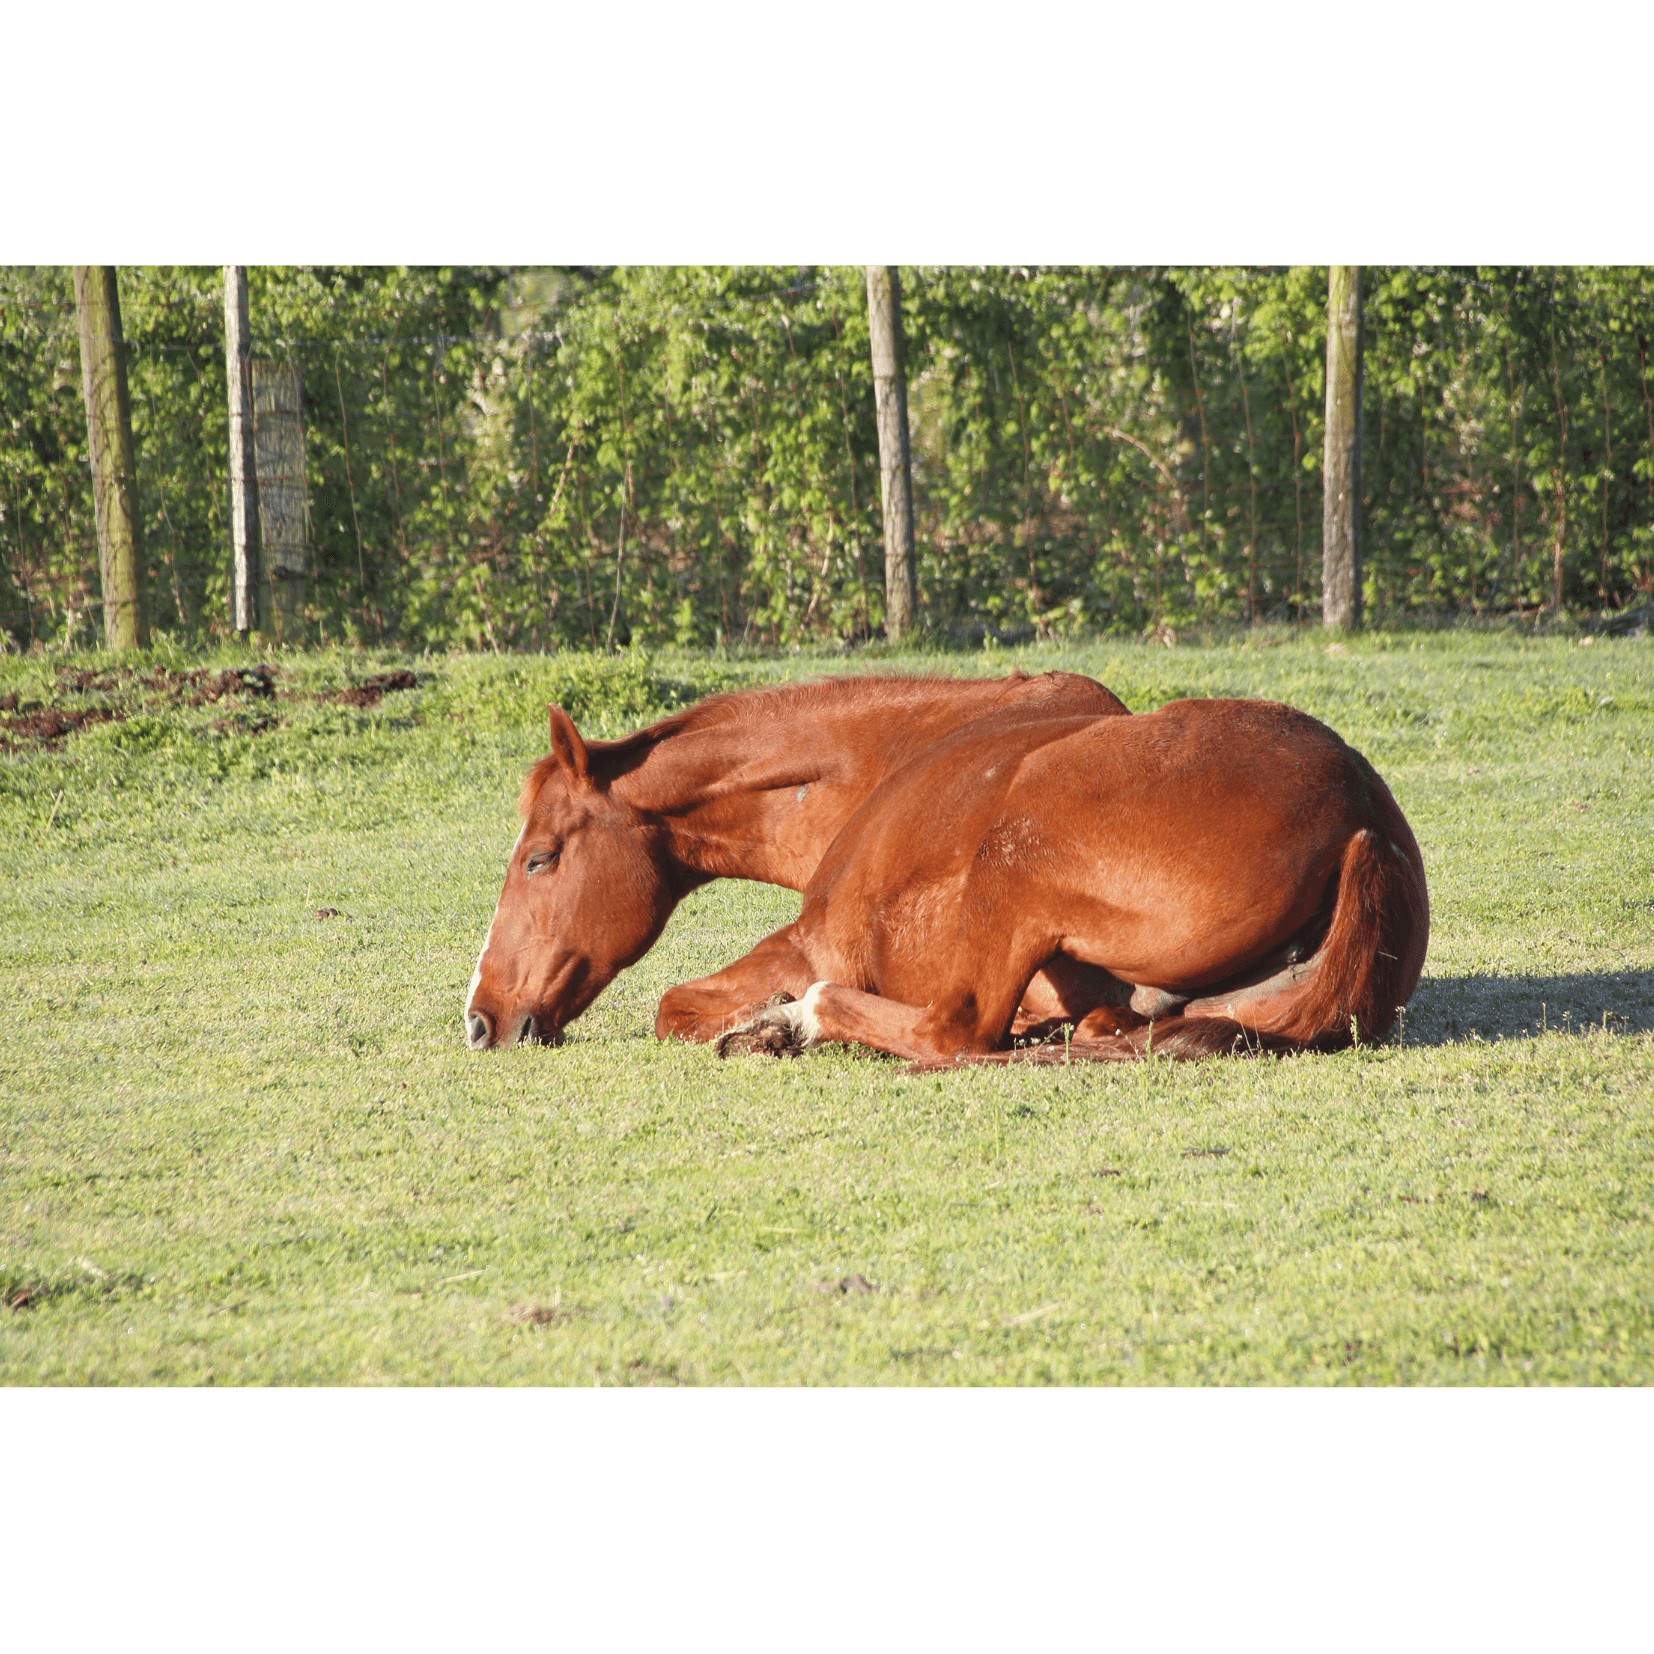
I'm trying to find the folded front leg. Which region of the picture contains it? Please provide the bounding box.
[654,923,817,1042]
[722,979,1015,1067]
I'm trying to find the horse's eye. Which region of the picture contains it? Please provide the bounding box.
[526,848,561,875]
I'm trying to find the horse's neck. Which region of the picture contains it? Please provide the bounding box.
[602,686,1002,891]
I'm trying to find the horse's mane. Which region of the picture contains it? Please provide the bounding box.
[518,671,1026,815]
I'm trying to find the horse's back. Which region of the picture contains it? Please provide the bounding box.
[1047,697,1366,817]
[829,695,1373,871]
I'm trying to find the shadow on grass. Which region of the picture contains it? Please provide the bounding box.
[1405,969,1654,1045]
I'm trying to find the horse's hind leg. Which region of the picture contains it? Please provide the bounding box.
[654,923,817,1043]
[1011,957,1138,1040]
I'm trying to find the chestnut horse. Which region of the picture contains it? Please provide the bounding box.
[464,671,1428,1065]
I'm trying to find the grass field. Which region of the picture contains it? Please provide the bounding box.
[2,627,1652,1384]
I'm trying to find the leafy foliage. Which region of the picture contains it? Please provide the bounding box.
[4,266,1653,653]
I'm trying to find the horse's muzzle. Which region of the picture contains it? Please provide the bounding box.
[465,1008,564,1049]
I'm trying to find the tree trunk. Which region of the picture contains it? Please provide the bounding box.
[866,266,917,640]
[74,265,147,649]
[224,266,260,636]
[1321,265,1363,632]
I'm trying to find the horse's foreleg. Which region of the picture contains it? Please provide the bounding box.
[721,979,1020,1067]
[654,923,817,1043]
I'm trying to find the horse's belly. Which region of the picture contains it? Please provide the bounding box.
[1057,879,1322,990]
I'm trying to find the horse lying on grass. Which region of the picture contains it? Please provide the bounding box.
[463,670,1428,1066]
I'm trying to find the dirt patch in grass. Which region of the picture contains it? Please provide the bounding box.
[0,705,119,747]
[1,663,279,751]
[815,1273,876,1295]
[331,669,418,707]
[506,1302,585,1325]
[55,662,277,704]
[0,661,422,752]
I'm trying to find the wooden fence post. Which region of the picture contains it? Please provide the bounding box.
[866,266,917,641]
[73,265,147,650]
[1322,265,1364,631]
[224,266,260,637]
[252,359,309,644]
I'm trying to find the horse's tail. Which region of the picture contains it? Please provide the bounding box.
[1303,820,1429,1046]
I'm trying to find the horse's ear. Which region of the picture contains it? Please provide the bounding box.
[548,704,592,787]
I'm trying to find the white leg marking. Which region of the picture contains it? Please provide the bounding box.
[465,823,525,1018]
[796,980,829,1045]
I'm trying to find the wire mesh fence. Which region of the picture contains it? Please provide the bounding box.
[3,265,1651,653]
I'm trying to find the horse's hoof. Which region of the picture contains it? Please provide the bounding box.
[715,1004,808,1060]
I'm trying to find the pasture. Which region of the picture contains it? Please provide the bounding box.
[2,628,1651,1384]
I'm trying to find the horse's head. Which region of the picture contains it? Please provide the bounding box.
[464,706,673,1050]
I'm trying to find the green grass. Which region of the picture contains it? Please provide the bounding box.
[2,627,1652,1384]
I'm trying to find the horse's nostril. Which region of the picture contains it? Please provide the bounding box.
[466,1011,492,1050]
[513,1014,564,1047]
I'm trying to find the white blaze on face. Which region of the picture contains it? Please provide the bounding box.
[466,822,526,1020]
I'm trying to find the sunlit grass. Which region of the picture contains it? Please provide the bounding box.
[2,627,1651,1383]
